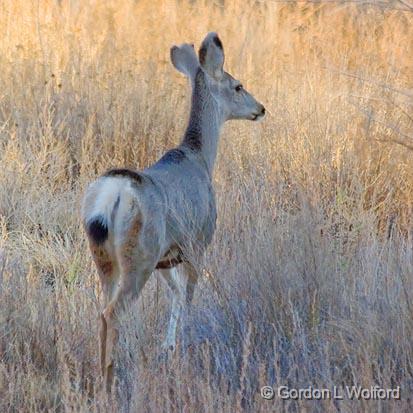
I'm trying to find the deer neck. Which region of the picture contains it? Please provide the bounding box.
[181,68,224,177]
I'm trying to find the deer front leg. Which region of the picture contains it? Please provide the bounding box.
[182,262,199,306]
[159,263,199,350]
[159,267,186,350]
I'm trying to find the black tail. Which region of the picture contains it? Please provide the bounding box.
[87,216,108,245]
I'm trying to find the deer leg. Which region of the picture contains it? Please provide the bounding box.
[89,243,119,378]
[102,265,152,391]
[159,267,188,350]
[182,262,199,306]
[99,273,120,378]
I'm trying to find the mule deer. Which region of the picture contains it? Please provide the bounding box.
[82,32,265,389]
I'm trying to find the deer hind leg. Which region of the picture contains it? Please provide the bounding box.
[102,264,152,390]
[89,243,119,379]
[102,213,155,391]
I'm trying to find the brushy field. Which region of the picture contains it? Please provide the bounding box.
[0,0,413,411]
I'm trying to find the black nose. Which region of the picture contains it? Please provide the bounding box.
[261,106,266,115]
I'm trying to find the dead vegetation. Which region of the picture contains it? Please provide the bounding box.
[0,1,412,411]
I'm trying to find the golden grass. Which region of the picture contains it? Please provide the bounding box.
[0,0,413,411]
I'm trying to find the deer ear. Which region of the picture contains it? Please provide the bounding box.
[170,43,199,80]
[198,32,224,81]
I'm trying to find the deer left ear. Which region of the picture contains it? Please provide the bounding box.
[170,43,199,80]
[198,32,224,81]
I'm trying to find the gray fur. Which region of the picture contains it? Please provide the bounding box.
[199,32,224,80]
[170,43,199,82]
[158,148,186,164]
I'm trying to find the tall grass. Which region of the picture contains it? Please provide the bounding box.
[0,0,412,411]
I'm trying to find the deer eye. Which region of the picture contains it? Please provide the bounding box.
[235,84,243,92]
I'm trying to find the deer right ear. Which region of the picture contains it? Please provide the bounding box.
[170,43,199,80]
[198,32,224,81]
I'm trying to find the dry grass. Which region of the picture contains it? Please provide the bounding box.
[0,0,413,411]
